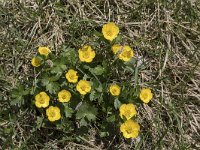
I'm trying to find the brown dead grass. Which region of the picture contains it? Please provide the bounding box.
[0,0,200,149]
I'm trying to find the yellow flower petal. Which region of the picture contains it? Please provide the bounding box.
[76,80,91,95]
[139,88,153,103]
[46,106,61,122]
[102,22,119,41]
[123,131,132,139]
[35,92,50,108]
[109,84,121,96]
[112,44,122,54]
[119,104,126,118]
[119,103,137,120]
[58,89,72,102]
[31,57,41,67]
[118,46,134,62]
[65,69,78,83]
[120,120,140,139]
[120,122,126,132]
[38,46,51,56]
[35,100,43,108]
[129,130,139,138]
[78,45,96,63]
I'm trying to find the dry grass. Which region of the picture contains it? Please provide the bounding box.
[0,0,200,149]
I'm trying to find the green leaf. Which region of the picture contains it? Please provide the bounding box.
[10,96,23,105]
[56,119,74,133]
[93,65,104,75]
[114,98,121,109]
[92,80,99,89]
[51,63,67,74]
[100,131,109,137]
[102,60,108,71]
[92,80,102,92]
[41,75,50,86]
[89,91,96,101]
[11,85,30,106]
[80,118,88,126]
[76,103,97,122]
[36,116,44,129]
[63,104,73,118]
[125,66,135,73]
[46,82,60,94]
[86,112,97,121]
[107,115,116,122]
[94,31,103,37]
[114,35,123,43]
[49,73,62,82]
[89,90,103,102]
[61,48,77,66]
[96,84,103,92]
[41,75,60,94]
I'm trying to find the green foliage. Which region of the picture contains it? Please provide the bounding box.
[63,104,73,118]
[60,47,78,66]
[10,27,144,140]
[93,65,105,76]
[114,98,121,109]
[50,61,67,75]
[41,75,60,94]
[11,85,30,106]
[76,103,97,122]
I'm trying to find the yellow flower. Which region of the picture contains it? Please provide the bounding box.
[65,69,78,83]
[102,22,119,41]
[38,46,51,56]
[58,90,72,103]
[120,120,140,139]
[139,88,153,103]
[76,80,91,95]
[46,106,61,122]
[112,44,122,54]
[119,103,137,120]
[78,45,96,63]
[118,46,134,62]
[109,84,121,96]
[31,57,41,67]
[35,92,50,108]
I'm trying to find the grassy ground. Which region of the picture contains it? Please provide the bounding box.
[0,0,200,149]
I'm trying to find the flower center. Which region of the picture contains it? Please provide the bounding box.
[39,99,45,104]
[124,110,131,117]
[62,95,67,100]
[49,111,56,118]
[81,85,87,91]
[83,51,90,59]
[41,49,47,53]
[35,59,40,64]
[69,74,75,80]
[126,127,133,134]
[112,88,117,94]
[106,30,113,36]
[123,50,131,57]
[82,46,89,51]
[142,93,148,99]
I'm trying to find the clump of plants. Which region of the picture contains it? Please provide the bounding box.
[14,22,153,140]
